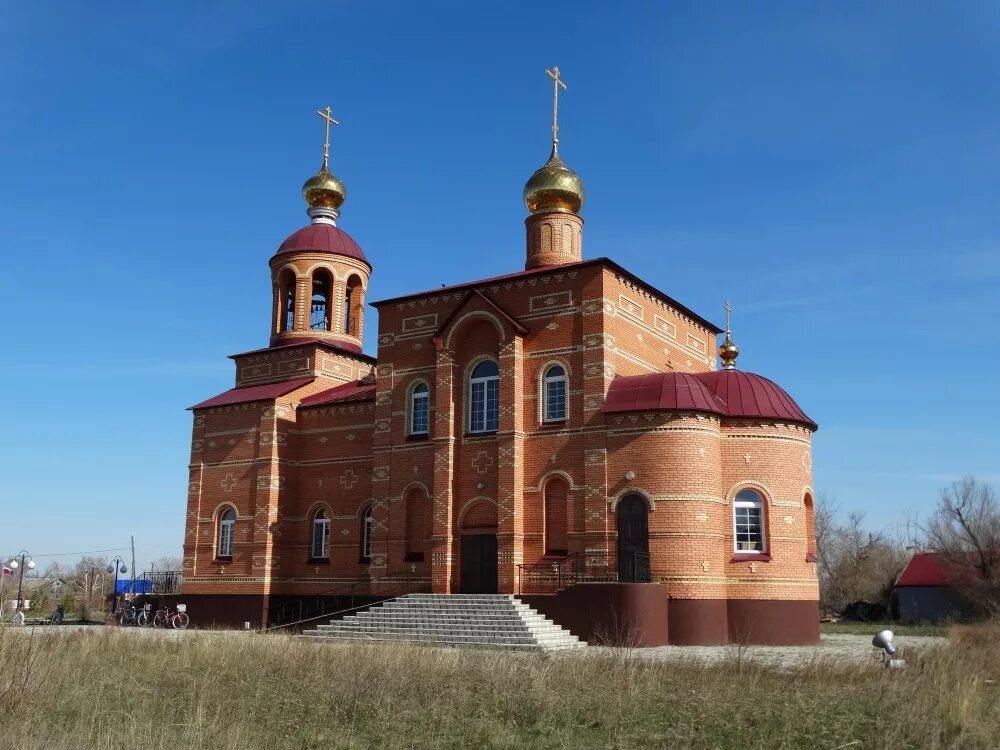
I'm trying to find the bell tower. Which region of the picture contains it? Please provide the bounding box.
[523,66,585,270]
[269,106,372,354]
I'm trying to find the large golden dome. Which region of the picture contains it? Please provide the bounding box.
[523,147,585,214]
[302,165,346,210]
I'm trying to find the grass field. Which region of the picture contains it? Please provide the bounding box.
[1,625,998,749]
[820,620,951,637]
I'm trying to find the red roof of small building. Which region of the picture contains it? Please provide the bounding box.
[603,372,723,416]
[895,552,984,587]
[188,377,314,410]
[275,223,369,267]
[696,370,817,430]
[602,369,817,430]
[299,379,377,407]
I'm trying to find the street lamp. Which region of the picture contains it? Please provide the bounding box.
[106,556,128,614]
[7,550,36,612]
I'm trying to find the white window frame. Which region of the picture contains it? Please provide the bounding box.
[733,489,766,553]
[218,509,235,558]
[468,360,499,434]
[542,364,567,423]
[361,507,374,560]
[312,511,330,559]
[410,382,430,435]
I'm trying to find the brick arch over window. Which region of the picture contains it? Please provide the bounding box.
[404,486,430,561]
[443,311,506,351]
[214,503,238,560]
[543,476,568,556]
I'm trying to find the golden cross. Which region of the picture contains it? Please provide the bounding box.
[316,106,339,169]
[723,300,733,334]
[546,66,567,150]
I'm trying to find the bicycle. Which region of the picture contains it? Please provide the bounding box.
[153,603,190,630]
[117,603,140,627]
[136,603,154,627]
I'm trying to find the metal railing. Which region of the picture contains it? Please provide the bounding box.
[516,550,651,595]
[266,569,431,630]
[118,571,183,597]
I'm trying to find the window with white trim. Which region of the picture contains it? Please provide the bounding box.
[410,382,430,435]
[311,509,330,559]
[542,364,567,422]
[218,508,235,558]
[361,507,374,560]
[733,489,765,552]
[469,360,499,433]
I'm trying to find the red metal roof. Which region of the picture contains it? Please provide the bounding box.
[602,369,817,430]
[696,370,817,430]
[189,377,314,410]
[275,223,369,266]
[229,337,374,362]
[299,379,377,407]
[895,552,983,587]
[603,372,723,416]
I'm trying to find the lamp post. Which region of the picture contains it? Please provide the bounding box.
[106,556,128,615]
[7,550,36,612]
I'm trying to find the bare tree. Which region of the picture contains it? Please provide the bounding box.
[924,476,1000,615]
[815,493,908,615]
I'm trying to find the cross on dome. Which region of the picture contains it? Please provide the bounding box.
[316,106,340,169]
[546,66,567,152]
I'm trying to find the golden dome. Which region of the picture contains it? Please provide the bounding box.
[523,147,585,214]
[719,333,740,370]
[302,165,346,210]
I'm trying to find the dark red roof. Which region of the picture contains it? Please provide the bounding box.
[895,552,985,587]
[603,372,723,416]
[188,377,314,410]
[275,223,369,267]
[602,369,817,430]
[370,257,723,335]
[229,337,375,363]
[299,380,377,407]
[696,370,817,430]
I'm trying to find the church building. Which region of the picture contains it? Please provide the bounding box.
[180,72,820,645]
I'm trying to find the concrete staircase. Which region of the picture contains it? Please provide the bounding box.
[302,593,585,650]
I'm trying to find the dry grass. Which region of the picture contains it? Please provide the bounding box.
[0,625,998,749]
[821,620,951,637]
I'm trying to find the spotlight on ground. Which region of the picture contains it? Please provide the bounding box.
[872,629,906,669]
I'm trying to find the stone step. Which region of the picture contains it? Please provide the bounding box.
[319,624,573,638]
[307,626,581,644]
[301,631,583,651]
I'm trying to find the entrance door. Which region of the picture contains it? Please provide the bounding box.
[460,534,498,593]
[617,494,650,583]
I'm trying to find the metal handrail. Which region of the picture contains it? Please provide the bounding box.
[266,569,431,630]
[517,550,651,595]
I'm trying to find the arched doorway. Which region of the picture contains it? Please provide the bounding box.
[616,494,650,583]
[459,501,498,594]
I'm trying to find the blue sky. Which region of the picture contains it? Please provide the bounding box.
[2,1,998,567]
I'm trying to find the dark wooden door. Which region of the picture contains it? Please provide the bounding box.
[617,494,650,583]
[460,534,498,593]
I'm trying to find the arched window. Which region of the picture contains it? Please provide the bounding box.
[469,360,499,433]
[279,272,296,333]
[733,489,766,553]
[310,270,333,331]
[542,364,567,422]
[311,508,330,560]
[361,506,374,561]
[410,382,430,436]
[344,275,363,337]
[217,508,236,559]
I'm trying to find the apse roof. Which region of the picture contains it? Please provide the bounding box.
[603,372,722,416]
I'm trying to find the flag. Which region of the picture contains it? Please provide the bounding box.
[1,566,12,577]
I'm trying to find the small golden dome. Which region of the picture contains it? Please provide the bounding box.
[719,333,740,370]
[523,147,585,214]
[302,165,346,210]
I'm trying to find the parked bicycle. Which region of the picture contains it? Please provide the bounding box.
[116,603,141,627]
[152,603,190,630]
[136,603,154,627]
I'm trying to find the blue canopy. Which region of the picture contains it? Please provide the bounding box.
[115,579,152,594]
